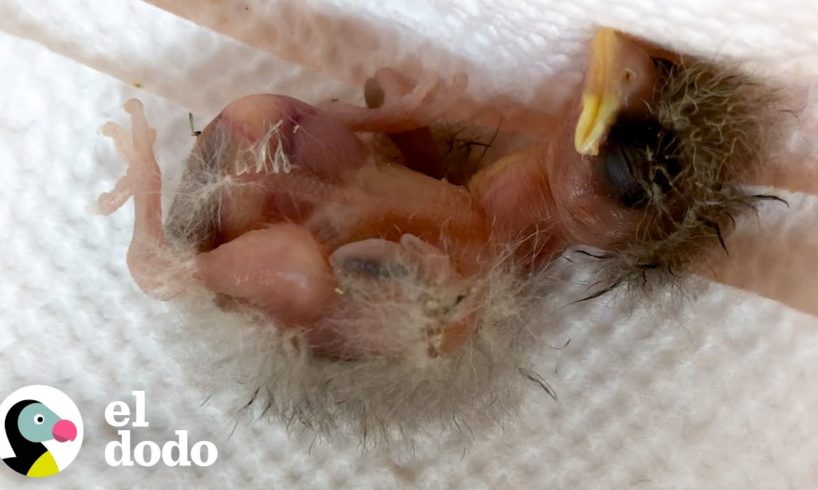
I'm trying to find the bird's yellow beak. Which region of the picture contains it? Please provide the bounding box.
[574,28,654,156]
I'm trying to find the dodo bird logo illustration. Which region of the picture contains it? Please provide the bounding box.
[0,386,83,478]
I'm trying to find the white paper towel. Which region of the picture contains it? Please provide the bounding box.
[0,0,817,488]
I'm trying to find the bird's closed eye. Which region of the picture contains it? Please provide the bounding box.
[599,139,650,207]
[597,116,680,208]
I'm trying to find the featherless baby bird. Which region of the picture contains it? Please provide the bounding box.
[97,28,785,437]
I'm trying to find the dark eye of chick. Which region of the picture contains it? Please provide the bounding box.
[598,116,679,208]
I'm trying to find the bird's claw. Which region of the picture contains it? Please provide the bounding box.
[97,99,161,215]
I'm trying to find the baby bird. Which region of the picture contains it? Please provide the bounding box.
[98,28,776,359]
[97,28,780,433]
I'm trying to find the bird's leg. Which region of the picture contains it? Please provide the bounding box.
[323,67,468,133]
[97,99,194,299]
[195,224,337,324]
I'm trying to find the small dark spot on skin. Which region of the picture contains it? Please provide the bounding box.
[132,82,143,88]
[364,78,385,109]
[623,69,634,83]
[341,258,409,279]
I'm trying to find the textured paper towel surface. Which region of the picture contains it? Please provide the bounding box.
[0,0,817,488]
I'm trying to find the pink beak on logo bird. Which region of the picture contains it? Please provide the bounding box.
[52,419,77,443]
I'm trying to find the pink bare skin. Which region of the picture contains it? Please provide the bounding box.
[98,36,654,359]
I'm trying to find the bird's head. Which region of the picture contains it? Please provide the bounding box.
[10,400,77,444]
[548,27,782,291]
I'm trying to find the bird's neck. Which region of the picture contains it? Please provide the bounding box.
[469,143,566,259]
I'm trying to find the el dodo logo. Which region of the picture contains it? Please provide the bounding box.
[0,385,83,478]
[104,391,217,467]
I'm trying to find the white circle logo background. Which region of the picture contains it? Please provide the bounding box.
[0,385,84,475]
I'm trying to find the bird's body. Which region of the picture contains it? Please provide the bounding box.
[96,28,785,432]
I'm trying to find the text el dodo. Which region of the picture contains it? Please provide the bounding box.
[104,391,217,467]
